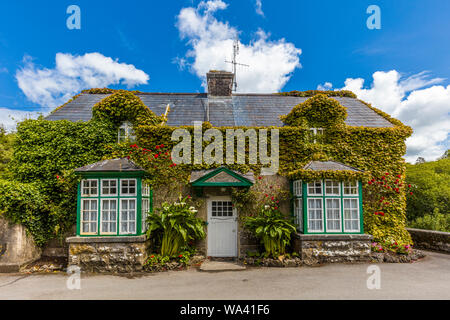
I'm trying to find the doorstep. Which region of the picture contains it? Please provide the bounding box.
[199,260,246,272]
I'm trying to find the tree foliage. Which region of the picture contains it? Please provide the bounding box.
[405,157,450,222]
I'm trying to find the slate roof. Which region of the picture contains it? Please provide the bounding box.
[74,158,145,172]
[45,93,394,128]
[303,161,363,172]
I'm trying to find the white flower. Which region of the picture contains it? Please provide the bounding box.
[264,205,270,210]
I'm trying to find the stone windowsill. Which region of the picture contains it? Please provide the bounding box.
[66,235,147,244]
[295,233,373,241]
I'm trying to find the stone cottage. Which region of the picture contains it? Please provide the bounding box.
[40,70,410,271]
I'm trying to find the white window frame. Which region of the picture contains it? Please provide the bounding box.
[325,179,340,196]
[325,198,342,232]
[211,200,234,217]
[293,180,302,197]
[307,198,324,233]
[81,179,98,197]
[80,199,98,235]
[101,179,118,197]
[100,199,118,235]
[141,198,150,233]
[293,198,303,232]
[142,182,151,197]
[343,198,360,232]
[118,121,136,143]
[307,180,323,196]
[309,128,324,143]
[343,181,358,196]
[119,198,137,235]
[120,179,137,196]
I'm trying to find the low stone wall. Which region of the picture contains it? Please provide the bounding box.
[66,236,150,273]
[0,217,41,272]
[293,234,373,265]
[238,229,260,257]
[407,228,450,254]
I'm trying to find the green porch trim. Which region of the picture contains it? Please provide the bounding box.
[191,167,254,187]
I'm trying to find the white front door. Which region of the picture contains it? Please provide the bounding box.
[207,197,237,257]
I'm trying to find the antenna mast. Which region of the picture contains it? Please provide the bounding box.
[225,37,249,92]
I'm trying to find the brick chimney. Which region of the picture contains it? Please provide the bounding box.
[207,70,234,97]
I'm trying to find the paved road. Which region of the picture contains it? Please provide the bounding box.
[0,251,449,300]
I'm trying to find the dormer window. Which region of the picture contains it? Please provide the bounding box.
[309,128,324,143]
[118,121,136,143]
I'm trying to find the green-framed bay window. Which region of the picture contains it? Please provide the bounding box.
[75,159,153,237]
[291,179,364,234]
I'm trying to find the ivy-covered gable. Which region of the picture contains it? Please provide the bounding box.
[280,94,348,128]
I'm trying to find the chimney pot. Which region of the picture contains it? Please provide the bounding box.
[207,70,234,97]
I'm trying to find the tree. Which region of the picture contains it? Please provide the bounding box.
[415,157,426,164]
[406,157,450,222]
[0,125,14,178]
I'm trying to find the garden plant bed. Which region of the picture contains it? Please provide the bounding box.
[241,255,303,268]
[20,256,68,274]
[370,249,425,263]
[143,254,205,273]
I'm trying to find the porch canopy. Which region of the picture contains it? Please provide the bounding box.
[190,166,255,187]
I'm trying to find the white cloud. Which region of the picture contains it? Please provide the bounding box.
[317,82,333,90]
[255,0,264,17]
[0,108,40,132]
[176,0,301,93]
[342,70,449,163]
[16,52,149,110]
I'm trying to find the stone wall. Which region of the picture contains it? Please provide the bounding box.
[66,236,150,273]
[407,228,450,254]
[0,217,41,272]
[293,234,373,265]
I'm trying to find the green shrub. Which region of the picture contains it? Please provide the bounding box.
[409,209,450,232]
[0,126,14,178]
[147,196,206,257]
[405,158,449,221]
[243,205,296,257]
[0,179,51,245]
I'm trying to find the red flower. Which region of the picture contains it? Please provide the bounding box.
[276,200,279,204]
[385,172,389,176]
[187,195,191,199]
[178,254,183,258]
[151,255,155,258]
[161,144,164,148]
[258,176,262,180]
[56,175,60,179]
[274,207,278,210]
[397,175,401,178]
[368,181,372,185]
[271,196,274,201]
[265,194,268,197]
[155,145,160,149]
[408,184,411,188]
[410,192,413,195]
[154,154,159,158]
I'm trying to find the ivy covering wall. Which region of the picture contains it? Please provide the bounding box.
[3,89,413,246]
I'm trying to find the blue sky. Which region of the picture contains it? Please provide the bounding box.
[0,0,449,161]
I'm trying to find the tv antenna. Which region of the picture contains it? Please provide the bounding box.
[225,37,249,92]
